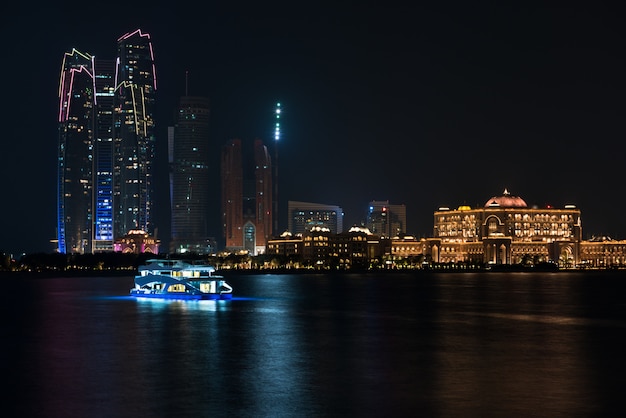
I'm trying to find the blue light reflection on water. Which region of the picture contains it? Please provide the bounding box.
[5,271,626,417]
[96,295,266,302]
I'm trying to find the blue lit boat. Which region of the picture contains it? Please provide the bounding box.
[130,259,233,300]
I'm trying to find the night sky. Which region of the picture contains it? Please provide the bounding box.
[1,2,624,255]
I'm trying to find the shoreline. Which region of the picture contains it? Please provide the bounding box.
[3,265,625,279]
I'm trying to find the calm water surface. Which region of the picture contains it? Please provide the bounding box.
[4,271,626,417]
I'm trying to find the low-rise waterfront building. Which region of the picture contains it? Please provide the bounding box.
[114,230,160,254]
[579,236,626,268]
[266,231,302,258]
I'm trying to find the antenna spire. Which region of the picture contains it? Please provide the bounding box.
[273,102,281,236]
[185,70,188,96]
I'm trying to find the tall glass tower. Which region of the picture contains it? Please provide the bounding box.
[114,29,157,238]
[169,96,212,254]
[57,49,96,254]
[93,58,116,252]
[57,29,157,254]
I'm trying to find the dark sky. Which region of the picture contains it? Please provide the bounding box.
[1,2,625,255]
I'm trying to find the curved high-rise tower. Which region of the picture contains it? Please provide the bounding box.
[114,29,158,238]
[57,49,96,254]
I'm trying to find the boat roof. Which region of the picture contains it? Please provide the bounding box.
[139,259,216,273]
[135,274,184,287]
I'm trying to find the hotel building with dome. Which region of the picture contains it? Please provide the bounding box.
[424,189,582,266]
[413,189,625,268]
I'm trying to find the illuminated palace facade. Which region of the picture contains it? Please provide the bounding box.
[410,189,626,268]
[57,29,157,254]
[221,138,273,255]
[424,190,582,266]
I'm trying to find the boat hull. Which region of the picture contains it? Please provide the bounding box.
[130,289,233,300]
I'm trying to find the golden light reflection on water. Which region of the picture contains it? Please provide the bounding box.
[432,309,606,416]
[457,311,626,327]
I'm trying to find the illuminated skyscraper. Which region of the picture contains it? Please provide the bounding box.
[57,49,96,254]
[93,58,116,252]
[57,29,157,254]
[169,96,213,254]
[221,138,273,254]
[221,139,244,250]
[113,29,157,238]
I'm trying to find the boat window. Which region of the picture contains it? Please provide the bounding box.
[200,282,216,293]
[169,284,186,292]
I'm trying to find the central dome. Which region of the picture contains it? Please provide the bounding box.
[484,189,527,208]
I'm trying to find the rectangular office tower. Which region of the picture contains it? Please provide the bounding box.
[366,200,407,238]
[169,96,213,254]
[93,58,116,252]
[221,138,273,255]
[287,201,344,235]
[57,29,157,253]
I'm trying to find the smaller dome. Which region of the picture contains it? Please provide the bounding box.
[484,189,527,208]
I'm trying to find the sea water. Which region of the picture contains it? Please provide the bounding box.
[4,270,626,417]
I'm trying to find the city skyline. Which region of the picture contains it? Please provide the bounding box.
[1,3,625,255]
